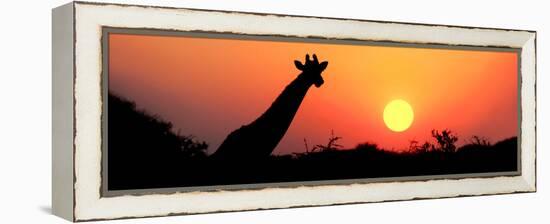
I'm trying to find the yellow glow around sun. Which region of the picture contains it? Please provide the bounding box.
[383,99,414,132]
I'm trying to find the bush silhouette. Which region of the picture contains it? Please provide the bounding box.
[431,129,459,153]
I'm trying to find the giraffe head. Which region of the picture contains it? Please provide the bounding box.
[294,54,329,88]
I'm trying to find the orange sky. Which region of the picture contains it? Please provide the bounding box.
[108,33,518,154]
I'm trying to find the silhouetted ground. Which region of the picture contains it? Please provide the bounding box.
[108,93,208,190]
[108,93,518,190]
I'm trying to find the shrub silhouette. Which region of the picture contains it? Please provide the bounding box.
[431,129,459,153]
[355,141,379,153]
[307,130,343,153]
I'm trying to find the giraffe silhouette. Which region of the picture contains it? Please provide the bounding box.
[212,54,329,160]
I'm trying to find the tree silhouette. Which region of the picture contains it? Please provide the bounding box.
[312,130,343,152]
[431,129,458,153]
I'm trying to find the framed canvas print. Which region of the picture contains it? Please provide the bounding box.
[52,1,537,222]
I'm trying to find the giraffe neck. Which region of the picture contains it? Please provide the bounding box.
[249,73,313,132]
[212,72,317,159]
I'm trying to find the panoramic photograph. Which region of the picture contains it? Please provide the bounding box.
[105,31,519,191]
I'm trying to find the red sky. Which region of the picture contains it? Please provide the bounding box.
[108,33,518,154]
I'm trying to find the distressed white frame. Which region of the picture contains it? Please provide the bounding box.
[53,1,536,221]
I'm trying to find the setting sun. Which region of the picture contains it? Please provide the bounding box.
[383,100,414,132]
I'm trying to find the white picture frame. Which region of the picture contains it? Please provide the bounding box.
[52,1,536,221]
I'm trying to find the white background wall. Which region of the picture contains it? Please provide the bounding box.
[0,0,547,223]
